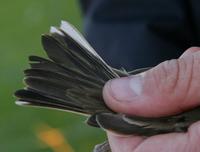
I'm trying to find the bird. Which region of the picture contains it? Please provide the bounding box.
[15,21,200,152]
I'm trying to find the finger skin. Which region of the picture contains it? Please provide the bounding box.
[103,48,200,117]
[104,47,200,152]
[180,47,200,58]
[107,133,144,152]
[108,121,200,152]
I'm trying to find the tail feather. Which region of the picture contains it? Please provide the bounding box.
[15,21,115,115]
[57,31,118,80]
[15,89,86,115]
[24,75,105,112]
[29,56,105,85]
[43,28,118,81]
[24,69,102,89]
[15,89,81,109]
[41,35,92,76]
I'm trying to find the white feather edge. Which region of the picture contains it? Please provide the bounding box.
[15,100,89,116]
[16,100,30,106]
[50,21,107,61]
[50,26,64,36]
[60,20,99,56]
[122,115,149,127]
[50,20,118,77]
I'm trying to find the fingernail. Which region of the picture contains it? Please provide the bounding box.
[108,74,144,102]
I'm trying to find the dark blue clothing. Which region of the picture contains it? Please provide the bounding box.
[79,0,200,70]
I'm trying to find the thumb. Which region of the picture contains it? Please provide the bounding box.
[103,47,200,117]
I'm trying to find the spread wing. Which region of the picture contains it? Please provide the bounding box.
[15,21,118,115]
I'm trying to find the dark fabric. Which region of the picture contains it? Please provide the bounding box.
[80,0,200,70]
[79,0,92,14]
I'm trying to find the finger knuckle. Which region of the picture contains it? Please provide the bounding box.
[152,59,180,94]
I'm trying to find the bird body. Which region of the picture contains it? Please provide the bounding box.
[15,21,200,152]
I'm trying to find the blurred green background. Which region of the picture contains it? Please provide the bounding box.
[0,0,106,151]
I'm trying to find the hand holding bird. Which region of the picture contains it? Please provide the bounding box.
[15,21,200,152]
[103,47,200,152]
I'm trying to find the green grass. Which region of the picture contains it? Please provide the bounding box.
[0,0,105,151]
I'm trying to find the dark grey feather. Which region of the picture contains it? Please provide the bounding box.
[93,141,111,152]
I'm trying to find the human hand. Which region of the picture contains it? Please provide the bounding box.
[103,47,200,152]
